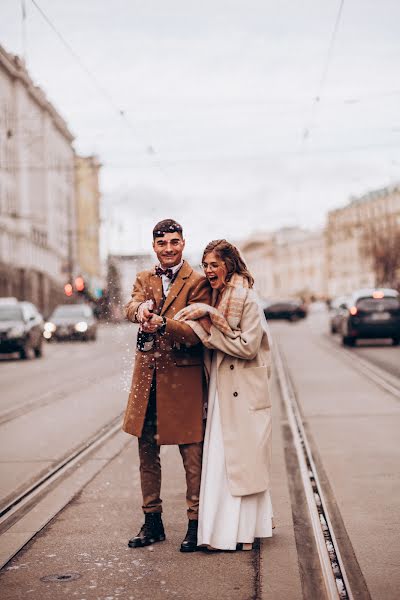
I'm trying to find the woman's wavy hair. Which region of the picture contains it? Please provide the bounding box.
[202,239,254,288]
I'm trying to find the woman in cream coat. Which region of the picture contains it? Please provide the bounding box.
[175,239,273,551]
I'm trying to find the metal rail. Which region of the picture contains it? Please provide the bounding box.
[274,343,354,600]
[0,413,123,531]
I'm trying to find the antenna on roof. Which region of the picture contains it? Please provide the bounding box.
[21,0,27,63]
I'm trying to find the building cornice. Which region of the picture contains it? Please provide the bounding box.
[0,44,75,143]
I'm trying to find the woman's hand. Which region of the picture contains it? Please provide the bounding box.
[177,304,210,321]
[198,316,212,334]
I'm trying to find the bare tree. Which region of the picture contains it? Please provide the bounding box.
[362,225,400,289]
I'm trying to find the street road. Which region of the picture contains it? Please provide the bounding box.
[0,323,136,509]
[0,310,399,599]
[269,310,400,600]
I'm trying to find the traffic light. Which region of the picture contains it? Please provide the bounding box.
[64,283,73,297]
[74,276,85,293]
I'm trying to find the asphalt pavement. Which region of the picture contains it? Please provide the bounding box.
[0,312,399,599]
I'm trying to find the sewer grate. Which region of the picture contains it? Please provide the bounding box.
[40,572,81,582]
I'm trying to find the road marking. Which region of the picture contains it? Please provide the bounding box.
[274,343,353,600]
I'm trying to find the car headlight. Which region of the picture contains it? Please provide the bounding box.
[7,325,25,338]
[44,322,56,332]
[75,321,88,332]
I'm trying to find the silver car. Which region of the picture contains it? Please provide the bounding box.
[329,296,350,334]
[44,303,97,342]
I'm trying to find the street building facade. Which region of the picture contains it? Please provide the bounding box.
[326,185,400,297]
[239,233,275,300]
[240,227,327,300]
[106,253,153,320]
[74,154,102,296]
[0,45,76,315]
[240,185,400,301]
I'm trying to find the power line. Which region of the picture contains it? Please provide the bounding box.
[302,0,345,142]
[30,1,125,118]
[2,139,399,172]
[29,0,159,163]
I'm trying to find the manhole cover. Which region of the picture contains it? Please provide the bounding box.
[40,572,81,583]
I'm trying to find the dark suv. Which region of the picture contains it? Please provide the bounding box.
[263,298,307,321]
[339,288,400,346]
[0,298,44,359]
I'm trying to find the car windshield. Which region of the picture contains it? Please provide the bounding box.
[0,305,24,321]
[51,305,92,319]
[356,297,400,312]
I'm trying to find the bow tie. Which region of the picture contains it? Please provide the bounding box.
[155,266,174,279]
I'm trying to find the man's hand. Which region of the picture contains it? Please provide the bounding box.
[145,314,164,332]
[137,300,154,324]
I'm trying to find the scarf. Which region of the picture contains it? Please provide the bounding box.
[174,273,249,341]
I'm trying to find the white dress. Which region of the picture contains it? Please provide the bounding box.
[198,353,273,550]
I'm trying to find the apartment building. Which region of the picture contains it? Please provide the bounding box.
[326,185,400,296]
[0,45,76,314]
[240,227,327,299]
[75,154,102,294]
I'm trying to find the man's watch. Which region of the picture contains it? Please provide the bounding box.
[158,316,167,336]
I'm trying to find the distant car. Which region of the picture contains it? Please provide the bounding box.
[329,296,350,334]
[263,298,307,321]
[0,298,44,359]
[338,288,400,346]
[44,303,97,342]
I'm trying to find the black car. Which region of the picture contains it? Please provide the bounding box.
[339,288,400,346]
[44,303,97,342]
[263,298,307,321]
[0,299,44,359]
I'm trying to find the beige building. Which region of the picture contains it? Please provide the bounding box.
[326,185,400,297]
[75,155,102,292]
[0,45,76,313]
[240,227,327,300]
[239,233,275,299]
[108,253,154,305]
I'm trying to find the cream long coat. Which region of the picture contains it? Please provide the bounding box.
[203,289,272,496]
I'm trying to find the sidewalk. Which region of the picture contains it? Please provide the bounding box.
[0,374,303,600]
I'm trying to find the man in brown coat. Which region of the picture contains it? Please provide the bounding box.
[123,219,211,552]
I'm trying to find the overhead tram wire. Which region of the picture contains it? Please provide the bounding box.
[29,0,166,175]
[302,0,345,142]
[3,138,400,173]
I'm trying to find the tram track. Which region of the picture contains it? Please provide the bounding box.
[273,342,371,600]
[0,369,122,427]
[320,334,400,400]
[0,412,127,570]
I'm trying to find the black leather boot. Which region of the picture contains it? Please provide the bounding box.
[128,512,165,548]
[180,519,198,553]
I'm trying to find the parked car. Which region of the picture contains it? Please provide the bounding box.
[0,298,44,359]
[263,298,307,321]
[338,288,400,346]
[44,303,97,341]
[329,296,350,334]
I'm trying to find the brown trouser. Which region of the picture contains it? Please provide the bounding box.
[138,380,203,520]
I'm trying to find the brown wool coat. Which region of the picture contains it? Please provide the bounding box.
[122,261,211,445]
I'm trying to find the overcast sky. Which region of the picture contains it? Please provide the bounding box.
[1,0,399,256]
